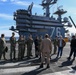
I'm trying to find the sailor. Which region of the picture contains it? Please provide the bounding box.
[53,36,58,54]
[39,34,52,68]
[39,36,43,59]
[10,32,16,61]
[23,36,27,58]
[34,36,39,57]
[18,35,25,60]
[0,34,7,60]
[26,34,33,59]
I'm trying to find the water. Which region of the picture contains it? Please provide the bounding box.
[5,37,19,41]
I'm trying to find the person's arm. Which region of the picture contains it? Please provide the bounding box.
[40,41,43,53]
[63,39,66,47]
[50,40,52,53]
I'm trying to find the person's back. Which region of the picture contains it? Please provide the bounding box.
[70,38,76,48]
[0,38,4,49]
[40,34,52,68]
[41,38,52,53]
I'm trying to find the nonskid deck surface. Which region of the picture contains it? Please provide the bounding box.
[0,42,76,75]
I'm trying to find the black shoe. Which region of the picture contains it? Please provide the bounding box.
[73,57,75,60]
[10,59,12,61]
[72,66,76,70]
[39,57,41,60]
[35,55,38,57]
[46,64,50,68]
[39,63,43,68]
[4,58,7,60]
[59,56,61,58]
[30,54,33,56]
[53,53,56,55]
[67,57,71,60]
[13,58,16,60]
[56,56,58,59]
[27,57,31,59]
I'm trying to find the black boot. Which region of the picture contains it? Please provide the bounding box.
[46,64,50,68]
[67,57,71,60]
[35,55,38,57]
[73,57,75,60]
[39,63,43,68]
[4,57,7,60]
[72,66,76,70]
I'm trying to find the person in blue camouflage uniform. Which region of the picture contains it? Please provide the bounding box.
[10,32,16,61]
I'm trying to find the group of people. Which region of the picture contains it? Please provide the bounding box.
[0,32,42,61]
[0,32,76,68]
[10,32,34,61]
[53,35,76,60]
[39,34,76,68]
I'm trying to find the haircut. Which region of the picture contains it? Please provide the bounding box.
[45,34,49,38]
[1,34,4,37]
[12,32,15,35]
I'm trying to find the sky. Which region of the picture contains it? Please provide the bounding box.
[0,0,76,37]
